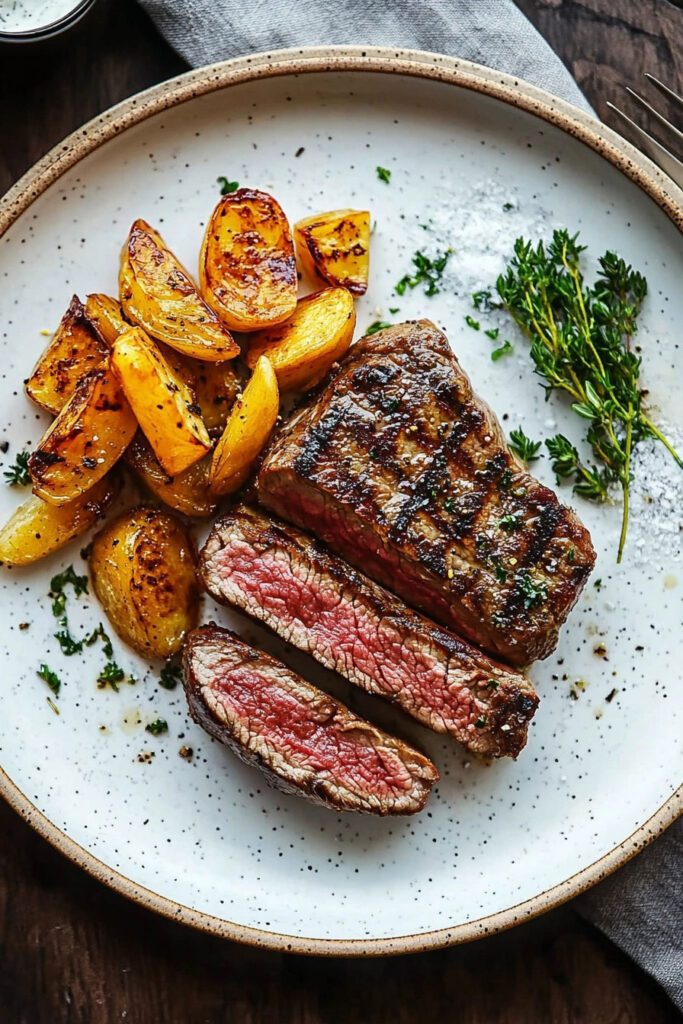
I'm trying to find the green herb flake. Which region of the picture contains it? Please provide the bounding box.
[159,663,183,690]
[474,716,487,729]
[491,340,514,361]
[54,621,84,657]
[491,558,507,584]
[50,566,88,600]
[4,450,30,487]
[508,428,541,462]
[465,315,480,331]
[86,623,114,658]
[365,320,394,336]
[97,661,126,692]
[217,177,239,195]
[484,326,500,340]
[517,571,547,610]
[485,679,499,691]
[145,718,168,736]
[472,289,492,311]
[593,578,603,591]
[497,468,513,492]
[376,166,391,183]
[499,513,522,531]
[37,663,61,696]
[395,248,452,297]
[502,201,515,212]
[389,307,400,314]
[496,228,682,561]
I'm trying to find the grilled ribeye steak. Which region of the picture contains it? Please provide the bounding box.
[201,506,538,758]
[258,320,595,665]
[183,624,438,815]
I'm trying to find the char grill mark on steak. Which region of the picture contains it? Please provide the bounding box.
[183,624,438,815]
[200,506,539,758]
[258,319,596,665]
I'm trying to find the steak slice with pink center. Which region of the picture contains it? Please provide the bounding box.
[200,506,538,758]
[183,624,438,815]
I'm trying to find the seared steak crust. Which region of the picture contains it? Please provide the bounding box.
[258,320,595,665]
[183,624,438,815]
[201,506,538,758]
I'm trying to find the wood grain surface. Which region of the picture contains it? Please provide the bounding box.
[0,1,680,1021]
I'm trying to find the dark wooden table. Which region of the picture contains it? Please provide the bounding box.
[0,2,680,1020]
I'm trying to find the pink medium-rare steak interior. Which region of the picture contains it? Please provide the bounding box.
[201,506,538,758]
[257,319,596,666]
[183,625,438,815]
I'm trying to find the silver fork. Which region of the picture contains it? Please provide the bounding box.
[607,74,683,189]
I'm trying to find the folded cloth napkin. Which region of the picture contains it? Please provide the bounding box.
[138,0,681,1008]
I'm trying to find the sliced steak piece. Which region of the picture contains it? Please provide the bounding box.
[258,319,595,665]
[201,506,538,758]
[183,624,438,815]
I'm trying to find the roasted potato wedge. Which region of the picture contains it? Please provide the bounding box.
[111,327,212,477]
[119,218,238,362]
[294,209,370,295]
[85,293,129,346]
[209,355,279,495]
[25,296,110,415]
[0,475,119,566]
[246,287,355,392]
[90,506,199,658]
[125,434,218,519]
[158,348,240,434]
[29,367,137,506]
[200,188,297,331]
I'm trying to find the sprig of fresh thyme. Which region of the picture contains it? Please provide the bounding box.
[496,229,681,561]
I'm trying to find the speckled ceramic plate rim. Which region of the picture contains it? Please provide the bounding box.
[0,46,680,956]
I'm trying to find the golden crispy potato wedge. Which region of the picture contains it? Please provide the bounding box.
[246,287,355,392]
[295,209,370,296]
[111,327,212,477]
[29,367,137,506]
[209,355,279,495]
[84,293,129,346]
[125,434,218,519]
[90,506,199,658]
[25,296,110,415]
[157,348,240,434]
[200,188,297,331]
[0,475,119,566]
[119,219,238,362]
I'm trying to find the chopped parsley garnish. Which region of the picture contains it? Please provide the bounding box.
[37,663,61,696]
[472,289,493,311]
[465,315,480,331]
[217,177,239,195]
[491,340,514,361]
[365,320,394,336]
[474,716,487,729]
[491,558,507,583]
[54,620,84,656]
[395,249,452,297]
[50,566,88,601]
[86,623,113,658]
[146,718,168,736]
[508,428,541,462]
[159,663,183,690]
[376,166,391,183]
[484,326,500,340]
[499,513,522,531]
[485,679,499,690]
[4,450,30,486]
[497,468,513,491]
[502,201,515,211]
[389,306,400,314]
[593,578,603,590]
[97,661,127,692]
[517,571,547,610]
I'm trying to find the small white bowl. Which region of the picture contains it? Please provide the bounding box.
[0,0,96,43]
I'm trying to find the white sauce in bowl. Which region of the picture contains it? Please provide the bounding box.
[0,0,84,32]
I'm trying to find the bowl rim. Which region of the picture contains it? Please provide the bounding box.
[0,0,96,41]
[0,45,681,956]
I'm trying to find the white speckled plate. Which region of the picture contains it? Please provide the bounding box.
[0,48,681,955]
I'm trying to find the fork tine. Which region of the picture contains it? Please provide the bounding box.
[606,102,683,189]
[644,73,683,112]
[625,86,683,149]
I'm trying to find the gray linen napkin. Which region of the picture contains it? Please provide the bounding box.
[138,0,681,1007]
